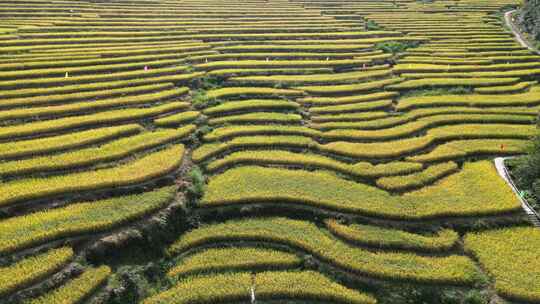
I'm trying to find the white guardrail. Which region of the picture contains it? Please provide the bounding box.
[494,157,540,222]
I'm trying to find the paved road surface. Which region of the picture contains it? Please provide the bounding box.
[504,10,540,55]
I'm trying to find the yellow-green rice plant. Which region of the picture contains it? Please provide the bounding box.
[200,161,521,220]
[0,83,176,109]
[208,112,302,125]
[169,218,481,285]
[400,69,540,80]
[322,114,534,140]
[310,100,392,115]
[0,127,193,177]
[146,270,376,304]
[0,52,189,71]
[0,73,200,100]
[407,139,529,163]
[326,219,459,252]
[464,227,540,302]
[320,124,536,158]
[205,150,422,178]
[312,112,390,123]
[230,69,391,86]
[203,125,321,141]
[387,77,520,90]
[205,87,304,100]
[0,145,184,208]
[393,62,540,74]
[0,247,73,296]
[0,124,142,160]
[207,68,333,78]
[0,88,189,123]
[190,52,367,62]
[474,81,536,94]
[203,99,299,116]
[196,59,371,71]
[0,68,202,90]
[214,44,372,52]
[154,112,201,127]
[190,30,401,41]
[299,92,398,106]
[0,186,175,254]
[192,136,317,162]
[296,78,402,95]
[27,266,111,304]
[168,247,301,277]
[375,162,459,191]
[0,102,187,140]
[0,58,187,81]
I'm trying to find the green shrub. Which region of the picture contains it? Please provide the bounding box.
[366,20,382,30]
[375,41,420,54]
[513,132,540,206]
[187,166,206,200]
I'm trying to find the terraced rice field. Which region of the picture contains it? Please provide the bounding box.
[1,0,539,303]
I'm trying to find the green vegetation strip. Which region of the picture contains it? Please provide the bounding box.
[168,247,301,277]
[0,247,73,296]
[169,218,480,285]
[146,270,376,304]
[27,266,111,304]
[201,162,520,220]
[0,145,184,208]
[326,219,459,252]
[465,227,540,302]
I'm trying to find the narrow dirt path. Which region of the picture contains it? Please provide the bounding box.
[504,10,540,55]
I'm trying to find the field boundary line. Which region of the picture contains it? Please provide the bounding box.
[504,10,540,55]
[494,157,540,227]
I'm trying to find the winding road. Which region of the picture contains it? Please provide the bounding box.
[504,10,540,55]
[498,10,540,227]
[494,157,540,227]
